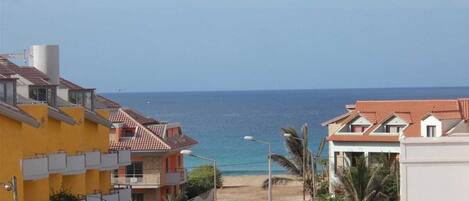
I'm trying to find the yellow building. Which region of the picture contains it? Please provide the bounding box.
[0,45,131,201]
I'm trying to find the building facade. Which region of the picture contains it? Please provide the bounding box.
[323,99,469,191]
[96,103,197,201]
[0,45,131,201]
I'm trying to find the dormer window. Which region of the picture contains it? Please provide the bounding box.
[373,115,407,134]
[69,89,95,110]
[338,116,371,133]
[0,79,17,105]
[29,86,56,107]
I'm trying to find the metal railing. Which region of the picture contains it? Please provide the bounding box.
[111,168,187,186]
[111,173,161,186]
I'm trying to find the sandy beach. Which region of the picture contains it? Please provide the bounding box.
[218,175,306,201]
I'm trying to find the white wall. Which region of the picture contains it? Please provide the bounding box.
[400,136,469,201]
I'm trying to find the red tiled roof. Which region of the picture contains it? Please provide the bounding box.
[60,78,84,90]
[458,99,469,120]
[109,108,197,151]
[96,95,121,109]
[110,109,170,151]
[328,134,399,142]
[0,57,52,85]
[14,67,52,85]
[122,108,159,125]
[394,112,413,124]
[327,99,469,141]
[427,111,462,120]
[0,56,18,76]
[360,112,377,124]
[147,124,166,137]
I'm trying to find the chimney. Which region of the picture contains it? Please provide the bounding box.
[28,45,60,84]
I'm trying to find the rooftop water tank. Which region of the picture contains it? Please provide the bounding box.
[28,45,60,84]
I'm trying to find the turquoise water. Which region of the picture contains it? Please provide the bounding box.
[103,87,469,175]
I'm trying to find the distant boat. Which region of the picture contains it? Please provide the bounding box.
[145,100,151,104]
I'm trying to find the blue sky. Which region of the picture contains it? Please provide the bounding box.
[1,0,469,92]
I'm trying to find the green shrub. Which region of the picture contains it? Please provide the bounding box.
[185,165,223,198]
[50,189,80,201]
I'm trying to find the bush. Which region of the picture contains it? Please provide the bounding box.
[185,165,223,198]
[50,189,81,201]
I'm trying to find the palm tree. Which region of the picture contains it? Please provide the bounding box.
[262,126,326,199]
[334,156,391,201]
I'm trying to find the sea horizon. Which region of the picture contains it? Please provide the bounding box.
[103,86,469,176]
[100,85,469,95]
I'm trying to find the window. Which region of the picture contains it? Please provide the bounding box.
[166,158,170,173]
[126,162,143,177]
[385,125,403,133]
[69,89,95,110]
[351,125,367,133]
[112,169,118,178]
[29,86,56,106]
[122,129,135,138]
[131,193,144,201]
[0,80,16,105]
[426,126,436,137]
[178,155,182,168]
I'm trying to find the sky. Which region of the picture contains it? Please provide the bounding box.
[1,0,469,92]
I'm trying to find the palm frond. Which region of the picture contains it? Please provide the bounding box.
[271,154,301,176]
[262,177,295,189]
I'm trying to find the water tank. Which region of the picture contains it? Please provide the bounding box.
[28,45,60,84]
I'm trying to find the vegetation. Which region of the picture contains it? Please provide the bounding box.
[49,189,81,201]
[262,125,327,200]
[334,155,399,201]
[186,165,223,198]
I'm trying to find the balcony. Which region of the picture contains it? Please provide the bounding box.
[48,152,67,174]
[22,155,49,180]
[100,152,118,170]
[164,169,187,185]
[85,151,101,169]
[64,154,86,175]
[117,149,131,166]
[111,174,161,188]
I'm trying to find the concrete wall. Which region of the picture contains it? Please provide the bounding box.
[400,136,469,201]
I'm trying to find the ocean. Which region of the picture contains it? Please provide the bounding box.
[103,87,469,175]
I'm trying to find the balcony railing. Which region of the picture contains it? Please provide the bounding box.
[48,152,67,174]
[85,151,101,169]
[64,154,86,175]
[117,149,131,166]
[22,155,49,180]
[164,169,187,185]
[111,174,161,187]
[100,152,118,170]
